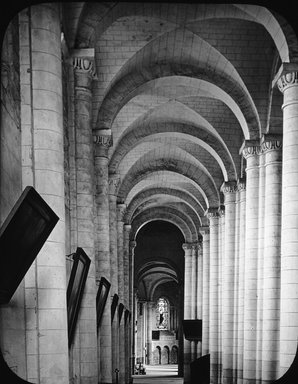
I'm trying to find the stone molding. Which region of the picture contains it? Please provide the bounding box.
[205,207,220,219]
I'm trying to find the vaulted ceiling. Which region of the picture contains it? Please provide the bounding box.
[61,2,298,294]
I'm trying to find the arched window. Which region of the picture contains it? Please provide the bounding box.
[156,297,169,329]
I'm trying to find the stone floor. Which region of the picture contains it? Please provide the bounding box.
[132,365,183,383]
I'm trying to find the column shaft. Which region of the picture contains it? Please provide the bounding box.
[242,142,260,384]
[202,229,210,356]
[183,243,192,382]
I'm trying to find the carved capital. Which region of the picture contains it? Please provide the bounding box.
[71,49,97,79]
[200,226,210,236]
[117,203,126,220]
[130,241,137,250]
[205,207,220,220]
[221,181,237,194]
[124,224,132,232]
[277,71,298,93]
[109,174,121,196]
[260,134,282,153]
[241,140,261,159]
[93,133,113,148]
[182,243,192,251]
[237,177,246,192]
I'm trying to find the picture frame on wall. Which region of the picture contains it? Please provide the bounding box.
[67,247,91,347]
[96,276,111,329]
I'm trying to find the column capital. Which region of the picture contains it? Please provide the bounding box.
[260,134,282,153]
[130,241,137,250]
[218,204,225,217]
[117,203,126,220]
[124,224,131,231]
[109,173,121,196]
[237,177,246,192]
[220,181,237,194]
[205,207,220,219]
[200,226,210,236]
[71,48,97,78]
[182,243,192,251]
[240,139,261,159]
[273,63,298,93]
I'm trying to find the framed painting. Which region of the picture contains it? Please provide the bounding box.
[67,247,91,347]
[96,276,111,329]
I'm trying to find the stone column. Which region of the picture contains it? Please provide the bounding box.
[146,301,154,365]
[197,241,203,357]
[94,130,113,384]
[218,207,225,381]
[130,241,137,376]
[207,208,220,384]
[183,243,192,382]
[242,140,260,384]
[191,243,198,360]
[237,178,246,384]
[201,227,210,356]
[256,147,266,384]
[109,173,120,382]
[221,182,237,384]
[72,49,98,383]
[117,203,126,384]
[233,185,240,378]
[275,64,298,375]
[261,135,282,382]
[20,4,69,383]
[123,224,131,382]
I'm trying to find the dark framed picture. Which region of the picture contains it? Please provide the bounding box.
[96,277,111,329]
[118,303,124,324]
[111,294,119,322]
[67,247,91,347]
[0,186,59,304]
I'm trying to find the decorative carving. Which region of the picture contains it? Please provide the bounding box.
[277,71,298,93]
[130,241,137,250]
[109,174,121,196]
[218,205,225,217]
[72,56,96,78]
[117,203,126,221]
[124,224,132,232]
[221,181,237,194]
[261,134,282,153]
[93,133,113,148]
[237,178,246,192]
[242,140,261,159]
[205,207,220,219]
[200,226,210,236]
[182,243,192,251]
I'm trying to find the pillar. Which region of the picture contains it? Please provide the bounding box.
[94,130,113,384]
[20,4,69,383]
[275,64,298,375]
[117,203,126,384]
[242,140,260,384]
[191,243,198,360]
[221,182,237,384]
[130,241,137,376]
[236,178,246,384]
[261,135,282,381]
[201,227,210,356]
[197,241,203,357]
[72,49,98,383]
[123,224,131,382]
[256,147,265,384]
[207,208,220,384]
[183,243,192,382]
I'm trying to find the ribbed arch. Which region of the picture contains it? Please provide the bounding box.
[124,186,204,224]
[96,27,261,138]
[73,3,297,63]
[118,152,220,207]
[125,173,209,212]
[131,209,195,243]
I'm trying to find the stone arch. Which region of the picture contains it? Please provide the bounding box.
[161,346,170,364]
[96,27,260,138]
[109,116,236,181]
[73,3,298,63]
[132,206,198,243]
[118,154,220,208]
[124,186,204,224]
[171,345,179,364]
[153,346,161,365]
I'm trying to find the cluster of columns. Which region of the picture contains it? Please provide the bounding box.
[68,47,134,383]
